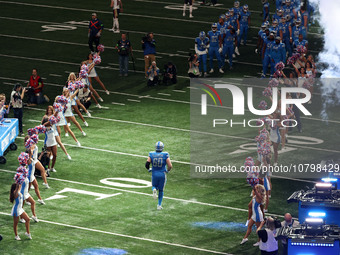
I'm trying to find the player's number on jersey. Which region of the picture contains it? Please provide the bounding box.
[152,158,163,167]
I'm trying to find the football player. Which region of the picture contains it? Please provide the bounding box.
[270,19,279,37]
[262,0,270,22]
[279,16,292,56]
[233,1,242,16]
[207,23,223,73]
[261,32,275,77]
[146,142,172,210]
[291,18,306,41]
[293,34,308,53]
[110,0,123,33]
[195,31,209,77]
[238,4,251,47]
[271,36,286,73]
[221,28,238,70]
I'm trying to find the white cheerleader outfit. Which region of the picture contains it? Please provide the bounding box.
[45,127,57,147]
[56,110,67,126]
[28,161,36,183]
[251,197,264,222]
[64,98,73,117]
[11,192,25,217]
[269,127,281,144]
[20,177,30,200]
[87,63,97,78]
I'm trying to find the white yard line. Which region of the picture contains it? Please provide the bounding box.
[112,102,126,106]
[0,211,232,255]
[157,93,171,96]
[127,99,141,103]
[172,89,186,93]
[49,73,62,77]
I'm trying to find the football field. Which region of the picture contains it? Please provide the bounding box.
[0,0,338,254]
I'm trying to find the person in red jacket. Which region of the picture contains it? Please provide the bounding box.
[27,68,49,105]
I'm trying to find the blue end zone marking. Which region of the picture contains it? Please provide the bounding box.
[192,222,249,232]
[78,248,127,255]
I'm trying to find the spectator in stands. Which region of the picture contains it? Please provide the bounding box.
[147,61,160,86]
[188,53,200,78]
[27,68,49,106]
[257,217,279,255]
[281,213,299,255]
[78,85,92,110]
[88,13,103,53]
[116,33,132,76]
[10,84,26,136]
[163,62,177,85]
[0,94,10,118]
[142,32,156,77]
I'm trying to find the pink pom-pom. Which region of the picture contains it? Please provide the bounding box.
[48,115,59,125]
[297,45,307,54]
[67,82,76,92]
[262,87,272,97]
[27,128,38,136]
[34,125,46,134]
[268,78,279,88]
[247,177,259,187]
[93,56,101,65]
[30,134,39,144]
[97,44,105,52]
[18,152,29,166]
[255,133,267,143]
[53,102,63,113]
[75,80,85,89]
[56,95,68,105]
[16,165,28,177]
[25,138,36,149]
[273,70,283,78]
[81,64,89,73]
[275,61,285,71]
[14,173,25,185]
[79,70,88,79]
[258,100,268,110]
[258,142,271,155]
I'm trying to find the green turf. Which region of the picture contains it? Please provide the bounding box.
[0,0,331,254]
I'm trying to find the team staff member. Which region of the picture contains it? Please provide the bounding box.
[110,0,123,33]
[142,32,156,77]
[11,84,26,136]
[146,141,172,210]
[116,33,132,76]
[88,13,104,53]
[281,213,299,255]
[27,68,49,105]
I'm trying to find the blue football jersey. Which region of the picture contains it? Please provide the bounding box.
[264,38,275,55]
[223,30,236,46]
[294,39,308,48]
[217,22,227,35]
[208,30,220,47]
[292,26,306,40]
[149,151,169,172]
[279,23,290,38]
[239,11,251,26]
[195,37,209,51]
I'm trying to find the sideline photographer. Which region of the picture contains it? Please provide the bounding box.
[257,217,281,255]
[147,61,160,86]
[142,32,156,77]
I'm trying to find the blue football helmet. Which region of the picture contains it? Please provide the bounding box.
[234,1,240,8]
[199,31,206,40]
[243,4,249,12]
[212,23,218,31]
[155,141,164,152]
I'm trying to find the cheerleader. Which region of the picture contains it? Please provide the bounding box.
[241,184,266,245]
[42,106,72,160]
[18,158,39,224]
[42,116,59,172]
[268,111,282,166]
[80,61,101,108]
[61,90,87,137]
[67,72,90,126]
[54,98,81,147]
[10,183,31,240]
[24,137,45,204]
[26,130,50,188]
[86,53,110,99]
